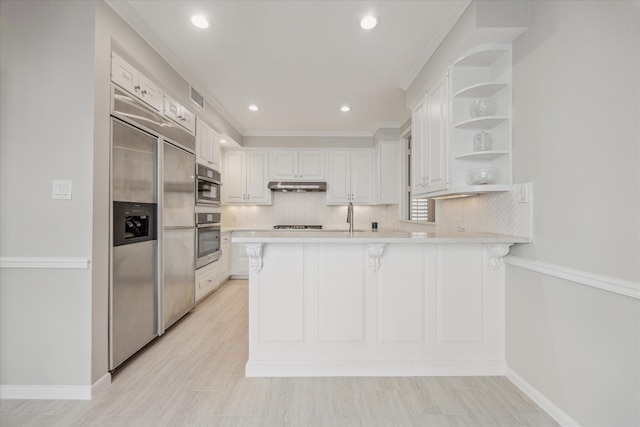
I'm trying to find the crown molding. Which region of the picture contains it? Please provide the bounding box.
[399,0,471,91]
[104,0,246,135]
[242,130,373,138]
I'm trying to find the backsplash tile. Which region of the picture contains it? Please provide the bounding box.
[222,184,532,238]
[436,183,533,238]
[221,192,388,230]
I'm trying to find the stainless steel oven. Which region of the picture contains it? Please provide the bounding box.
[196,164,221,205]
[196,210,221,269]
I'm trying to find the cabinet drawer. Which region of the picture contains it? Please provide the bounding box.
[195,262,219,301]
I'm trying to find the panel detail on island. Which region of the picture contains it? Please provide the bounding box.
[236,231,524,377]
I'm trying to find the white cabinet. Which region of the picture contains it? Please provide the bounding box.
[163,93,195,134]
[219,231,231,282]
[374,141,400,204]
[195,261,219,302]
[231,240,249,278]
[111,52,163,111]
[222,150,271,205]
[196,118,221,170]
[269,150,325,181]
[411,70,450,197]
[449,44,512,193]
[326,151,373,204]
[410,44,513,198]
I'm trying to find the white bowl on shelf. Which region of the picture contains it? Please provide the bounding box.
[466,167,500,185]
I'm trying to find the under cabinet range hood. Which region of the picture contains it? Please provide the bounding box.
[268,181,327,192]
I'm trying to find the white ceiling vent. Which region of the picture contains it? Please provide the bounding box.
[190,86,205,110]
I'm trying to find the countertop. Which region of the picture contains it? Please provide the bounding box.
[230,229,531,244]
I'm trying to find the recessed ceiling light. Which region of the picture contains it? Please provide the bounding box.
[249,105,259,111]
[191,15,209,29]
[360,15,377,30]
[340,105,351,112]
[220,139,227,144]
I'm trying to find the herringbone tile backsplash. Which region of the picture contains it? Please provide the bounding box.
[436,183,533,238]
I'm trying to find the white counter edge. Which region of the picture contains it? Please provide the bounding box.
[231,231,530,244]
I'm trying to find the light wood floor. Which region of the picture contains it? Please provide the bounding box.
[1,280,558,426]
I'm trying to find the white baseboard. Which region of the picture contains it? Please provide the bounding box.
[246,360,506,377]
[0,384,92,400]
[0,373,111,401]
[506,367,581,427]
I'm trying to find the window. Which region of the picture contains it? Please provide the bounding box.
[406,135,435,222]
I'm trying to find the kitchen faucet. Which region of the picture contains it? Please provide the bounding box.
[346,200,354,233]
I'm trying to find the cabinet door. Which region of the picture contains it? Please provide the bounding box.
[111,53,137,94]
[164,94,181,124]
[137,73,163,112]
[179,106,196,134]
[219,232,231,281]
[222,150,246,203]
[298,151,325,180]
[425,73,449,193]
[196,119,210,166]
[231,241,249,277]
[350,151,373,204]
[411,98,428,197]
[209,129,220,171]
[195,262,218,302]
[269,151,298,180]
[326,151,351,204]
[245,151,271,204]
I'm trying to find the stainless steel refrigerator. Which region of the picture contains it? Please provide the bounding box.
[110,117,159,370]
[110,86,195,370]
[161,142,195,330]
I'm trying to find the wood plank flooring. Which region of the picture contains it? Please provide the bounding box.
[0,280,559,426]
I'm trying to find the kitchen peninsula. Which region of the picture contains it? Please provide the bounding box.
[233,230,529,377]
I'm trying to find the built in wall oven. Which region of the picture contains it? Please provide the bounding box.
[196,164,221,205]
[196,210,221,269]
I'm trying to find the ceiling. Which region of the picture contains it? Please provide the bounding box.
[107,1,470,137]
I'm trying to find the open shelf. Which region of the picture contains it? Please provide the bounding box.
[455,150,510,160]
[453,46,510,67]
[454,116,509,129]
[453,82,508,98]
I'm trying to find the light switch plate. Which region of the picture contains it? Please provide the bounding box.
[52,180,72,200]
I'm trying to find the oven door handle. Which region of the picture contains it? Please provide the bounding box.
[197,176,221,185]
[196,224,221,229]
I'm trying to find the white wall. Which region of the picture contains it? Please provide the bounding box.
[0,0,246,393]
[405,1,639,425]
[0,0,97,388]
[507,1,639,426]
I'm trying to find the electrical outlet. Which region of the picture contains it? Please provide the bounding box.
[458,218,467,232]
[516,184,529,203]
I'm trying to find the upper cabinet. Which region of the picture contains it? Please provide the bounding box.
[111,52,163,112]
[411,70,450,198]
[163,93,196,134]
[269,150,325,181]
[412,44,513,198]
[222,150,271,205]
[326,150,373,205]
[196,118,221,170]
